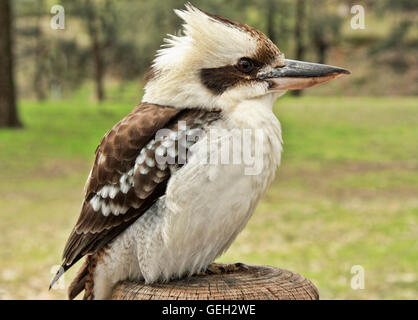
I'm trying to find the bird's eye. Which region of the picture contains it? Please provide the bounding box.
[236,58,255,73]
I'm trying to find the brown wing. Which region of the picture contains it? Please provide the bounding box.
[60,103,182,271]
[58,103,222,279]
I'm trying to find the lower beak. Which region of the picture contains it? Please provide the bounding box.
[259,59,350,90]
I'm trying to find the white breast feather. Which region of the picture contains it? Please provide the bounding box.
[94,94,283,300]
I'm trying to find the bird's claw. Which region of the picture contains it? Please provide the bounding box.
[199,263,249,276]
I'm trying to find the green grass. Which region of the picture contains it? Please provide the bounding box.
[0,95,417,299]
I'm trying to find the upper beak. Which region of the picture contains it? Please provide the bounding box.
[259,59,350,90]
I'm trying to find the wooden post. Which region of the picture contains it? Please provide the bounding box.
[112,263,319,300]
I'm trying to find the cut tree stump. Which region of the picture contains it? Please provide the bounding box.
[111,262,319,300]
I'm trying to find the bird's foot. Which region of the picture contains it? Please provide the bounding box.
[199,263,249,276]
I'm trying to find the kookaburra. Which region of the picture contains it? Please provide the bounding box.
[51,4,349,299]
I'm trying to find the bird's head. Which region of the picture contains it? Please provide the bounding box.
[142,4,349,111]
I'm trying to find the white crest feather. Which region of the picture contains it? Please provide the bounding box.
[142,4,272,110]
[153,4,257,70]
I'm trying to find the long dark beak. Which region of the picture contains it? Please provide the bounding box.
[259,59,350,90]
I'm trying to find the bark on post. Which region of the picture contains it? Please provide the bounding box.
[112,263,319,300]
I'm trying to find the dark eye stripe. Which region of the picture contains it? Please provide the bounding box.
[200,60,262,95]
[201,66,242,95]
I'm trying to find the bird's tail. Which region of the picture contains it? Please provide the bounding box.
[48,260,90,299]
[50,254,100,299]
[68,255,98,300]
[67,259,89,300]
[49,264,68,291]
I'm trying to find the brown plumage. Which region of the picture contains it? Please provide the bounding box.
[51,102,221,298]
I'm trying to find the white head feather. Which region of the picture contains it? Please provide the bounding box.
[142,4,283,111]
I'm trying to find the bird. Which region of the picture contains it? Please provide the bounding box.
[50,4,349,300]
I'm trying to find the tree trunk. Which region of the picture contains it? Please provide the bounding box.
[266,0,277,45]
[316,40,328,65]
[34,3,47,101]
[112,263,319,300]
[0,0,22,128]
[310,1,329,66]
[92,37,105,102]
[292,0,306,97]
[85,1,106,102]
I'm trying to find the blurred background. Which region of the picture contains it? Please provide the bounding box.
[0,0,417,299]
